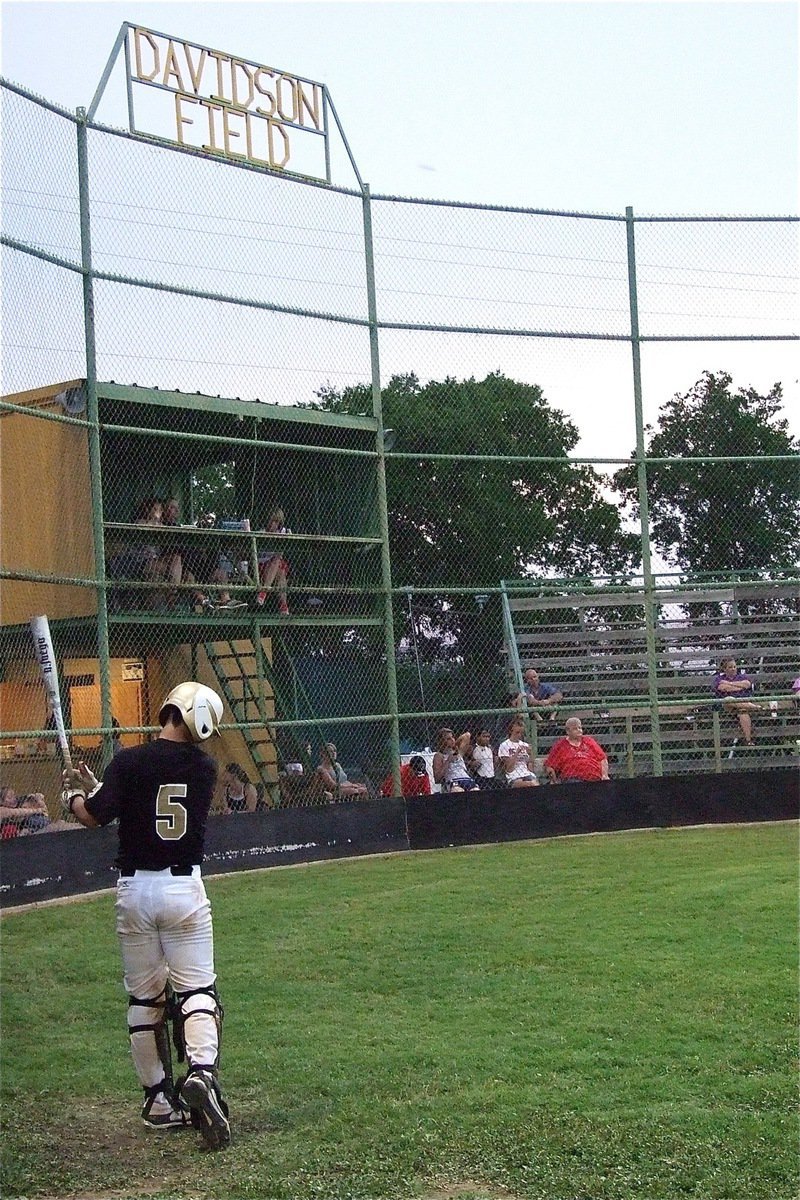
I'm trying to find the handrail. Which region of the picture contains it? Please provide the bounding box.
[102,521,382,546]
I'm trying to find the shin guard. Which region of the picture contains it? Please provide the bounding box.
[128,990,173,1092]
[172,985,223,1072]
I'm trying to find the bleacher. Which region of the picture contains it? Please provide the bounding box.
[505,581,800,777]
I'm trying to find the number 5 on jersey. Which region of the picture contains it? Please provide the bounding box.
[155,784,188,841]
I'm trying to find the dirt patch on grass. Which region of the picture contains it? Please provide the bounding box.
[4,1097,199,1200]
[422,1182,521,1200]
[34,1186,178,1200]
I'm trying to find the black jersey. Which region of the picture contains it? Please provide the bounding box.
[85,738,218,873]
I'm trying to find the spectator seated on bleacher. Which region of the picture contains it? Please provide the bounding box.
[792,675,800,710]
[380,755,431,798]
[517,668,563,722]
[318,743,369,799]
[177,508,247,612]
[497,718,539,788]
[255,505,291,615]
[433,728,480,792]
[545,718,610,783]
[107,497,160,609]
[278,761,333,807]
[712,657,759,746]
[107,496,184,610]
[468,728,498,789]
[220,763,258,813]
[0,785,52,835]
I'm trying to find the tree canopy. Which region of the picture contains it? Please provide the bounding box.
[311,370,640,684]
[313,371,640,590]
[613,372,800,576]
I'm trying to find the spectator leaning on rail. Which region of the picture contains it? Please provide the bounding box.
[545,718,610,783]
[0,785,52,835]
[712,657,759,746]
[318,742,369,799]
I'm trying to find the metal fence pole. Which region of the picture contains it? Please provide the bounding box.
[712,709,722,773]
[362,184,401,791]
[625,205,663,776]
[77,108,114,768]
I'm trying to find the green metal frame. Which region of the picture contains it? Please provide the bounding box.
[625,206,662,775]
[1,78,798,785]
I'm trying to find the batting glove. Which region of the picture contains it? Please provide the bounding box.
[62,763,100,793]
[61,763,101,815]
[61,788,84,816]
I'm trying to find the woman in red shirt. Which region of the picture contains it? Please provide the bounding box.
[544,718,609,783]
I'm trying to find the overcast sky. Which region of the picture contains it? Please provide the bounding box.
[1,0,797,215]
[1,0,797,465]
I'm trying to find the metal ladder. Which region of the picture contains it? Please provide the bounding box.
[204,636,284,787]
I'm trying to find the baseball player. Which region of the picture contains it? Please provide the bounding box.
[62,681,231,1151]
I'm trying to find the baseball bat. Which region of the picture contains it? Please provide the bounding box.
[30,614,74,771]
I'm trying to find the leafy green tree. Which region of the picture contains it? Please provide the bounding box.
[613,372,800,576]
[313,371,639,682]
[315,371,639,588]
[190,461,236,517]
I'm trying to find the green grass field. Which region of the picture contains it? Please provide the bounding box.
[2,823,798,1200]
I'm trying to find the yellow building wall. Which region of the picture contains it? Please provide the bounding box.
[60,656,149,752]
[0,655,151,811]
[0,656,150,748]
[1,384,96,627]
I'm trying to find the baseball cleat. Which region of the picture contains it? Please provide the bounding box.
[142,1100,189,1131]
[181,1069,231,1151]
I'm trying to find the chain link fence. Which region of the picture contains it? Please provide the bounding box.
[1,79,798,833]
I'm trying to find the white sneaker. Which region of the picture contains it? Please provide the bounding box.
[142,1091,189,1130]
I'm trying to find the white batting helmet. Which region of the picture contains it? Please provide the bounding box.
[159,682,224,742]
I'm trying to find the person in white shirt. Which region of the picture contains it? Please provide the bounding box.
[497,717,539,788]
[469,728,497,790]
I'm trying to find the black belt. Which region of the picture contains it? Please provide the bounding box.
[119,865,194,877]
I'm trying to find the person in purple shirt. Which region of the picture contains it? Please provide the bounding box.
[712,657,759,745]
